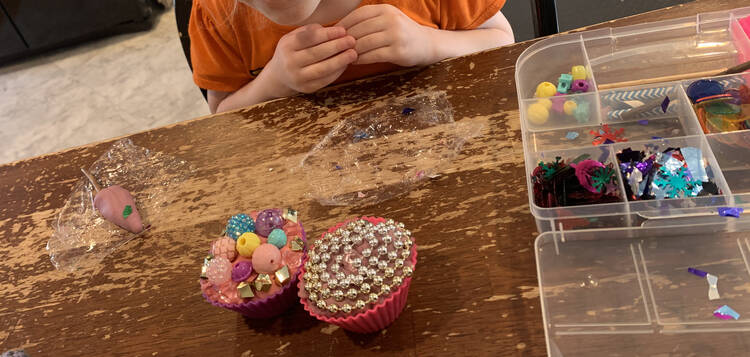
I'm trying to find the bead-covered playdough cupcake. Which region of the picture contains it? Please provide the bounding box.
[298,217,417,333]
[200,208,307,318]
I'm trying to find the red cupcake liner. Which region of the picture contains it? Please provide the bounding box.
[298,216,418,333]
[203,220,308,319]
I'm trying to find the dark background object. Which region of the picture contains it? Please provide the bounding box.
[503,0,694,41]
[0,0,157,65]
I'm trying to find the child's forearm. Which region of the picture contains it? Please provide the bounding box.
[214,70,294,113]
[423,26,514,65]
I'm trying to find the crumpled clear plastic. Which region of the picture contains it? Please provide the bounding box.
[47,139,194,272]
[300,91,484,206]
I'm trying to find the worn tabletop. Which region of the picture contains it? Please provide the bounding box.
[0,1,744,355]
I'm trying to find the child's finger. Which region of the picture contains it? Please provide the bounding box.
[353,47,392,65]
[300,49,357,81]
[296,36,355,66]
[346,16,385,39]
[335,5,383,29]
[353,31,389,55]
[292,25,347,50]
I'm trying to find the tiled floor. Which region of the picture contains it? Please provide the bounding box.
[0,9,209,165]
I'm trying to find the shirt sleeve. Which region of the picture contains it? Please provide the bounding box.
[438,0,506,30]
[188,0,251,92]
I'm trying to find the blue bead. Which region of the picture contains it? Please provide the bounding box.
[557,74,572,94]
[267,229,287,249]
[226,213,255,239]
[686,79,724,103]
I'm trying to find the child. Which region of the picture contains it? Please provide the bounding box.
[189,0,514,113]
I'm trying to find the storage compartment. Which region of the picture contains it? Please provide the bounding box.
[536,222,750,357]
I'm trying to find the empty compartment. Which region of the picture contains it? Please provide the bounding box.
[527,146,627,219]
[586,13,744,90]
[640,232,750,329]
[706,130,750,196]
[536,232,653,331]
[612,136,731,214]
[682,73,750,134]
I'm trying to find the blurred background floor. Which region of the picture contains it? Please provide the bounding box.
[0,9,209,165]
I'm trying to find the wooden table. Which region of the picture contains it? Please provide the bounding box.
[1,1,744,355]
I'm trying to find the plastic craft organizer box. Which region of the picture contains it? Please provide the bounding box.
[516,6,750,357]
[516,6,750,234]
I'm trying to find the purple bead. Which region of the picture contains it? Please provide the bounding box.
[232,260,253,282]
[688,267,708,277]
[255,209,285,236]
[571,80,589,93]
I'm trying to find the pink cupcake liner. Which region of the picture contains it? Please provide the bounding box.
[203,221,308,319]
[298,216,418,333]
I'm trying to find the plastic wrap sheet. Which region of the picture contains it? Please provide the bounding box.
[47,139,194,272]
[301,91,483,206]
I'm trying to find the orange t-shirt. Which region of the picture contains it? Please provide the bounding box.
[189,0,506,92]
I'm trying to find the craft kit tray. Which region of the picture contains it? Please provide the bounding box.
[517,6,750,356]
[516,6,750,233]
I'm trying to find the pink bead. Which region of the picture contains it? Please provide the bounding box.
[283,221,301,239]
[211,237,237,261]
[551,93,565,113]
[281,246,303,268]
[252,243,282,273]
[200,279,221,302]
[206,256,232,285]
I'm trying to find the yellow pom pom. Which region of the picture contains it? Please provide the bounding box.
[563,100,578,115]
[571,65,587,80]
[537,98,552,109]
[527,102,549,125]
[236,232,261,257]
[535,82,557,98]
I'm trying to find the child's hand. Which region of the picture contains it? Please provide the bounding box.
[262,24,357,95]
[337,5,433,67]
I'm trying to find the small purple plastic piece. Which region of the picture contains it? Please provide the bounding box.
[232,260,254,282]
[255,209,285,236]
[402,107,415,115]
[718,207,744,218]
[714,312,734,320]
[688,267,708,277]
[637,120,649,125]
[661,96,670,112]
[571,80,589,93]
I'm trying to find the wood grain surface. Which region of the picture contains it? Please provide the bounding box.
[0,1,745,355]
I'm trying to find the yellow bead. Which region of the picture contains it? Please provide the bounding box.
[535,82,557,98]
[571,65,587,80]
[563,100,578,115]
[537,98,552,109]
[236,232,261,257]
[527,102,549,125]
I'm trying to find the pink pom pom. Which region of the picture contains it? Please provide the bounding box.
[252,243,282,274]
[206,256,232,285]
[211,237,237,261]
[570,159,605,193]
